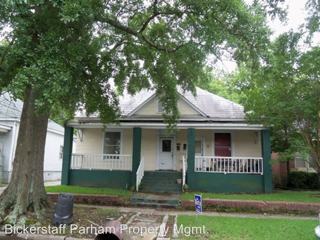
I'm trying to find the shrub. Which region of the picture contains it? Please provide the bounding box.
[287,171,320,189]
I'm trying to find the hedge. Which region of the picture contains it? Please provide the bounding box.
[287,171,320,189]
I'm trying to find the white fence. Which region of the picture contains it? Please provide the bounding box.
[71,153,132,171]
[195,156,263,175]
[136,157,144,191]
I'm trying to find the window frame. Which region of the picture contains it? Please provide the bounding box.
[103,129,123,155]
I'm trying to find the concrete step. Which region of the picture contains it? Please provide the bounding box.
[131,193,181,208]
[140,171,182,194]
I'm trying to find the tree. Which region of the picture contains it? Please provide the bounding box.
[232,32,320,174]
[198,70,242,103]
[0,0,271,224]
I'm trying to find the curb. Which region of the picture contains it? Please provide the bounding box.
[48,193,320,215]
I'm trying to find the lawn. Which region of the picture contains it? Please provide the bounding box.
[182,190,320,203]
[46,186,320,203]
[45,185,132,198]
[178,215,317,240]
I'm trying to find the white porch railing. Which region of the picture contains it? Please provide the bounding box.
[136,157,144,191]
[182,155,187,191]
[71,153,132,171]
[195,156,263,175]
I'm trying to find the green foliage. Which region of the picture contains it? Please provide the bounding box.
[198,70,242,103]
[288,172,320,190]
[231,32,320,169]
[0,0,272,125]
[306,0,320,34]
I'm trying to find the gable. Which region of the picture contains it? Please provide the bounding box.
[133,96,202,117]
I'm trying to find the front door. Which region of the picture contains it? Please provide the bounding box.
[214,133,232,156]
[159,137,174,170]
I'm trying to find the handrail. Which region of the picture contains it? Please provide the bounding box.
[136,157,144,191]
[71,153,132,171]
[182,155,187,191]
[195,156,263,175]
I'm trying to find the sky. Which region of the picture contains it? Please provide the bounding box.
[1,1,318,74]
[217,0,320,73]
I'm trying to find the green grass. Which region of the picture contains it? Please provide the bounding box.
[46,185,132,197]
[182,190,320,203]
[178,215,317,240]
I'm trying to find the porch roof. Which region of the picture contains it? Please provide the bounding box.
[67,120,265,130]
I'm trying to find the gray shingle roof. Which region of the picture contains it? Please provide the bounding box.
[0,93,64,133]
[118,87,245,121]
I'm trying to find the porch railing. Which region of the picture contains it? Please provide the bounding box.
[71,153,132,171]
[195,156,263,175]
[136,157,144,191]
[182,155,187,191]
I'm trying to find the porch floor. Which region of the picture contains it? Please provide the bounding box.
[139,171,182,194]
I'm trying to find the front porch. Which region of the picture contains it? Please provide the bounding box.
[61,126,272,193]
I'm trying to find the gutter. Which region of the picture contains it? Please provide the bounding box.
[67,121,265,130]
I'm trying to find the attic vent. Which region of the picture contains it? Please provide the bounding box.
[157,100,164,113]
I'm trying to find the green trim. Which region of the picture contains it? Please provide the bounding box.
[262,129,273,193]
[188,173,264,193]
[69,170,131,189]
[131,127,141,187]
[187,128,195,182]
[61,126,74,185]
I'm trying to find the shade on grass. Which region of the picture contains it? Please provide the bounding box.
[178,215,317,240]
[182,190,320,203]
[45,185,131,197]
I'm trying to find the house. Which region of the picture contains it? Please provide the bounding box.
[62,87,272,193]
[272,152,316,188]
[0,93,64,183]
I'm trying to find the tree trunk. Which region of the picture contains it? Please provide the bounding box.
[0,86,49,225]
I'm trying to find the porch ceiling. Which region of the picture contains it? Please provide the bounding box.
[67,121,265,130]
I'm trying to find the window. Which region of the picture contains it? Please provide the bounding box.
[157,100,164,113]
[195,140,203,156]
[162,140,172,152]
[59,145,63,159]
[104,131,121,155]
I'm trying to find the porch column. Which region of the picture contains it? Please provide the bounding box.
[187,128,195,182]
[262,129,272,193]
[131,127,142,187]
[61,126,74,185]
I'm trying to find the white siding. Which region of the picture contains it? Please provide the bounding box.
[43,130,64,181]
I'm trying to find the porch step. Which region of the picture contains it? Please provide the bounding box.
[131,193,181,208]
[139,171,182,194]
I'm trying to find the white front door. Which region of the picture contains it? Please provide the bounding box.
[159,137,174,170]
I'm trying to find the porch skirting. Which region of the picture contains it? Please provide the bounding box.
[69,170,132,189]
[187,172,264,193]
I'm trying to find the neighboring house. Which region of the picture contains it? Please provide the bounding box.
[62,87,272,193]
[0,93,64,183]
[272,152,316,188]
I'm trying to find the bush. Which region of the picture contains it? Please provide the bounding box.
[287,171,320,189]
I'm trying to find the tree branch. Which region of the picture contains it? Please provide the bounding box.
[102,16,184,53]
